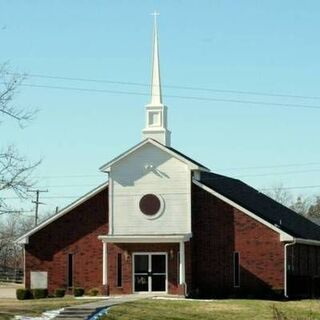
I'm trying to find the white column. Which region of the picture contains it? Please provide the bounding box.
[102,242,108,285]
[179,241,185,285]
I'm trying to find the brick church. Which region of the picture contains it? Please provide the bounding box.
[18,16,320,298]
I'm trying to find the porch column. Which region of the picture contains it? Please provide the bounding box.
[102,242,108,285]
[179,241,185,285]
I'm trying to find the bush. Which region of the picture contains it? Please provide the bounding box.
[32,288,48,299]
[88,288,100,296]
[54,288,66,298]
[16,288,32,300]
[73,287,85,297]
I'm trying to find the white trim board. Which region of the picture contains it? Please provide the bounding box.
[192,179,293,242]
[99,138,207,172]
[98,234,192,243]
[16,182,108,244]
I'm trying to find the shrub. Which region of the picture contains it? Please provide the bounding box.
[16,288,32,300]
[73,287,85,297]
[88,288,100,296]
[54,288,66,298]
[32,288,48,299]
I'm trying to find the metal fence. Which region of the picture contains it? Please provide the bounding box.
[0,269,23,283]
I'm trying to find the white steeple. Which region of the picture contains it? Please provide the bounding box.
[142,11,171,146]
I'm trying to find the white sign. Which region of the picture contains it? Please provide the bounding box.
[30,271,48,289]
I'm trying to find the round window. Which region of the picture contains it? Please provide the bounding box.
[139,194,161,216]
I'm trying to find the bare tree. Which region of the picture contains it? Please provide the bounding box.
[307,196,320,220]
[263,184,293,208]
[0,63,35,125]
[263,184,310,216]
[0,213,33,279]
[290,195,311,216]
[0,63,40,214]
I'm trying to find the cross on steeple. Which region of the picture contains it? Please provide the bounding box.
[151,10,160,24]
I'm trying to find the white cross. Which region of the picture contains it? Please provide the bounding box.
[151,10,160,24]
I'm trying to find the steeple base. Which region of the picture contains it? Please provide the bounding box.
[142,129,171,146]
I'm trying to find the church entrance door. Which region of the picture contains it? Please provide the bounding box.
[133,253,167,293]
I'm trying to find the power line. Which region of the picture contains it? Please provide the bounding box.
[30,161,320,179]
[7,82,320,111]
[7,71,320,101]
[261,184,320,191]
[32,168,320,188]
[33,174,102,179]
[30,167,320,187]
[4,182,320,201]
[219,161,320,171]
[35,184,99,188]
[235,168,320,178]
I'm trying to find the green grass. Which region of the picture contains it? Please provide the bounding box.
[0,296,99,320]
[102,299,320,320]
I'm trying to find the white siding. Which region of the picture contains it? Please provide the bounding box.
[110,143,191,235]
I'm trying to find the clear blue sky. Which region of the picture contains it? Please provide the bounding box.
[1,1,320,216]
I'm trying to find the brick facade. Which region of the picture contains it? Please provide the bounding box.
[25,183,311,298]
[191,184,284,297]
[25,187,108,294]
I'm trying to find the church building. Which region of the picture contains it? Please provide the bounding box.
[17,16,320,298]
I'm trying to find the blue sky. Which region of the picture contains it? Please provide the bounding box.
[1,1,320,217]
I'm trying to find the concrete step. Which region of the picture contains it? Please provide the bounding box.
[55,314,93,318]
[57,310,94,314]
[54,318,91,320]
[54,307,99,320]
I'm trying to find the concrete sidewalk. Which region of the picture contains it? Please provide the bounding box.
[54,294,151,320]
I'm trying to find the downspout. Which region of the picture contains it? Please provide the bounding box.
[284,239,296,298]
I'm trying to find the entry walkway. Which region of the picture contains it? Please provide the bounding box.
[54,294,154,320]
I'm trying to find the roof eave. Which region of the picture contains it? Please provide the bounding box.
[293,238,320,246]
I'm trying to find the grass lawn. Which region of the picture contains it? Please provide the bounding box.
[0,296,99,320]
[103,299,320,320]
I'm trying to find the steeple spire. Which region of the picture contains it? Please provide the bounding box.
[142,11,171,146]
[150,11,162,105]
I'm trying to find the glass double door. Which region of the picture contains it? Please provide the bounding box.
[133,253,167,292]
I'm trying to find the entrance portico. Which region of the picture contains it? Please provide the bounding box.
[98,234,191,295]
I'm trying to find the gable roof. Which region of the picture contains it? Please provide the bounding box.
[99,138,209,172]
[16,182,108,244]
[167,146,209,170]
[198,172,320,241]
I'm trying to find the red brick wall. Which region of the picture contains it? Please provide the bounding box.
[25,187,108,294]
[107,243,189,295]
[191,184,284,297]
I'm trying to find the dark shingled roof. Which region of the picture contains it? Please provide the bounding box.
[199,171,320,241]
[167,146,209,170]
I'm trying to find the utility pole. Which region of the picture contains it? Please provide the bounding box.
[27,189,48,226]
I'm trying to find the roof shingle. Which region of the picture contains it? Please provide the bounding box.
[199,171,320,241]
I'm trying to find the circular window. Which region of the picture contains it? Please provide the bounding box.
[139,194,161,216]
